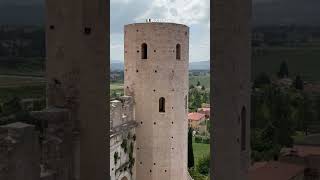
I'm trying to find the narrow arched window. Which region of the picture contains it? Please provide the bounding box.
[176,44,181,60]
[241,106,246,151]
[141,43,147,59]
[159,97,165,112]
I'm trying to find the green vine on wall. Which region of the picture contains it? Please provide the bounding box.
[114,151,119,165]
[121,139,128,153]
[117,132,136,176]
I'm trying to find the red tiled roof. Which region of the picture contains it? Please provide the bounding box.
[198,108,210,112]
[188,112,205,121]
[249,161,305,180]
[282,145,320,157]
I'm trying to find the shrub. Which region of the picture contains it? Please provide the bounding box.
[195,136,202,143]
[197,154,210,175]
[194,135,210,144]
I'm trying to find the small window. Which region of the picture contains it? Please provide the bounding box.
[141,43,148,59]
[159,97,165,112]
[176,44,181,59]
[241,106,246,151]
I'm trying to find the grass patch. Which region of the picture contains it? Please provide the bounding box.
[192,137,210,167]
[292,131,306,144]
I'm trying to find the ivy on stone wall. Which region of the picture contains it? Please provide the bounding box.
[114,151,119,165]
[121,139,128,153]
[116,132,136,177]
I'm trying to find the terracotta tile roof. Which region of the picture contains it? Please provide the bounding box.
[188,112,205,121]
[249,162,268,171]
[249,161,305,180]
[197,108,210,112]
[282,145,320,157]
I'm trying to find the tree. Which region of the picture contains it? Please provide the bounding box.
[197,154,210,175]
[277,61,289,78]
[1,97,22,117]
[188,127,195,168]
[293,75,304,90]
[201,85,205,90]
[315,95,320,122]
[254,72,271,88]
[197,81,201,86]
[190,84,195,89]
[111,91,117,98]
[298,93,314,135]
[193,91,202,109]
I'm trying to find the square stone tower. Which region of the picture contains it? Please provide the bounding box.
[212,0,252,180]
[45,0,108,179]
[124,22,189,180]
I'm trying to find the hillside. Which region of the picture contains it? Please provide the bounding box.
[252,47,320,82]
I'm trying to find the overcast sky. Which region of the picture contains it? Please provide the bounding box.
[110,0,210,62]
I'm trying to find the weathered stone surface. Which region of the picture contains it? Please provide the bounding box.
[212,0,251,180]
[31,107,73,180]
[0,122,40,180]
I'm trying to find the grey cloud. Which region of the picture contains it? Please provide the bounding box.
[111,0,152,33]
[169,8,178,16]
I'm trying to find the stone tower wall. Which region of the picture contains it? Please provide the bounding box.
[124,22,189,180]
[45,0,108,179]
[212,0,252,180]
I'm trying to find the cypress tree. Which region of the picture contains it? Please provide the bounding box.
[188,127,195,168]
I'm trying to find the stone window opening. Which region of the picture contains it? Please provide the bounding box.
[84,27,91,35]
[159,97,165,112]
[241,106,246,151]
[176,44,181,60]
[141,43,148,59]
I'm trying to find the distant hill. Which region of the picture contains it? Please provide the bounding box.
[189,61,210,70]
[111,60,210,71]
[110,60,124,71]
[0,3,44,25]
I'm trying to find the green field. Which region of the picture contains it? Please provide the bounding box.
[253,47,320,82]
[110,83,123,91]
[0,75,46,88]
[0,85,46,102]
[0,57,45,76]
[192,139,210,167]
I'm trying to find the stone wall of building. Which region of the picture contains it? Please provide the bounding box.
[0,122,40,180]
[31,107,73,180]
[110,96,138,180]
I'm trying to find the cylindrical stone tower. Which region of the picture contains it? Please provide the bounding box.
[124,22,189,180]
